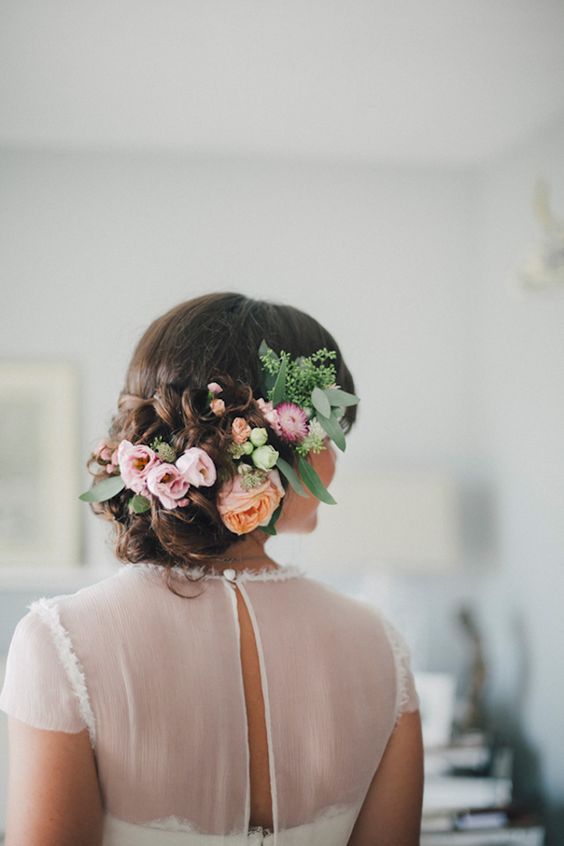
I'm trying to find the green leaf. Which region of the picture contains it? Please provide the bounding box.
[325,388,360,407]
[317,410,346,452]
[258,338,278,361]
[297,455,337,505]
[258,339,279,395]
[311,386,331,418]
[271,356,288,406]
[259,502,283,535]
[276,457,308,497]
[129,494,151,514]
[79,474,126,502]
[263,371,277,393]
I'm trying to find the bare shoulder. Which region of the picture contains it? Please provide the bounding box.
[5,716,104,846]
[347,709,424,846]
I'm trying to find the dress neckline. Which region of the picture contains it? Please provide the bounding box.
[118,561,307,583]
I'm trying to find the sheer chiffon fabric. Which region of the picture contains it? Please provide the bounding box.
[0,562,419,846]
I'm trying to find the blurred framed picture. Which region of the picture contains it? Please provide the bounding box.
[0,361,81,582]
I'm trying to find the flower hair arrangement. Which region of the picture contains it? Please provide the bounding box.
[247,339,359,522]
[79,344,359,540]
[79,431,217,514]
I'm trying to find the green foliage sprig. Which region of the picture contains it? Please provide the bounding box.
[259,344,338,409]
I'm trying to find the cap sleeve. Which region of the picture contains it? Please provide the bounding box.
[380,615,420,722]
[0,598,96,748]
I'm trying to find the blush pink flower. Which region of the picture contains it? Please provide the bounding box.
[256,397,280,429]
[96,439,114,462]
[207,382,223,395]
[216,469,285,535]
[117,440,161,495]
[146,463,191,509]
[105,448,119,474]
[231,417,252,444]
[96,440,120,473]
[273,402,309,443]
[176,446,217,487]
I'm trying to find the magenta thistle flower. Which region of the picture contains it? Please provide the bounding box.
[274,402,309,443]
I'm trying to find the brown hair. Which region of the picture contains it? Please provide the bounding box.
[85,292,357,595]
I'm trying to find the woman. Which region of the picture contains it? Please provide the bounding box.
[0,292,423,845]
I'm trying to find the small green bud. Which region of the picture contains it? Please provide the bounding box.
[250,427,268,447]
[241,440,255,455]
[251,444,279,471]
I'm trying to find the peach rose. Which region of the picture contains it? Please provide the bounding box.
[231,417,252,444]
[217,469,285,535]
[210,398,225,416]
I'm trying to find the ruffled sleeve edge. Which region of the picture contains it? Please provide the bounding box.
[27,597,97,750]
[379,615,420,725]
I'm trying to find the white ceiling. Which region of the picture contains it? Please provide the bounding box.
[1,0,564,166]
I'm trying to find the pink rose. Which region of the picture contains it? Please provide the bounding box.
[176,446,217,487]
[217,469,285,535]
[207,382,222,395]
[146,463,191,509]
[231,417,252,444]
[210,398,225,416]
[256,397,280,429]
[117,440,160,495]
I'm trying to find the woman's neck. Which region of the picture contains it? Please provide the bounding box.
[213,532,280,573]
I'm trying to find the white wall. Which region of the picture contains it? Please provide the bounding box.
[474,116,564,831]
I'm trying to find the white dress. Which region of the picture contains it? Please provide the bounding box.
[0,561,420,845]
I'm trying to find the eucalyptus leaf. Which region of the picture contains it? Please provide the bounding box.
[311,386,331,418]
[276,457,308,497]
[271,356,288,406]
[79,474,126,502]
[258,339,279,395]
[259,502,283,535]
[297,456,337,505]
[317,410,346,452]
[129,494,151,514]
[261,370,277,394]
[325,388,360,407]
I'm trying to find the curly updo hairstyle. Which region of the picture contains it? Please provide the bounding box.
[85,292,357,595]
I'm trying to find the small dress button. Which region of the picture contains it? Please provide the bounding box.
[223,568,237,582]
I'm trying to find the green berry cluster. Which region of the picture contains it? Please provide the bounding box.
[295,419,326,457]
[149,435,177,463]
[237,464,269,490]
[260,347,337,408]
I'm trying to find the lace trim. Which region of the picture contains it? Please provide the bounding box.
[140,814,262,836]
[143,815,200,833]
[27,597,97,749]
[379,615,413,722]
[137,800,355,835]
[119,561,307,583]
